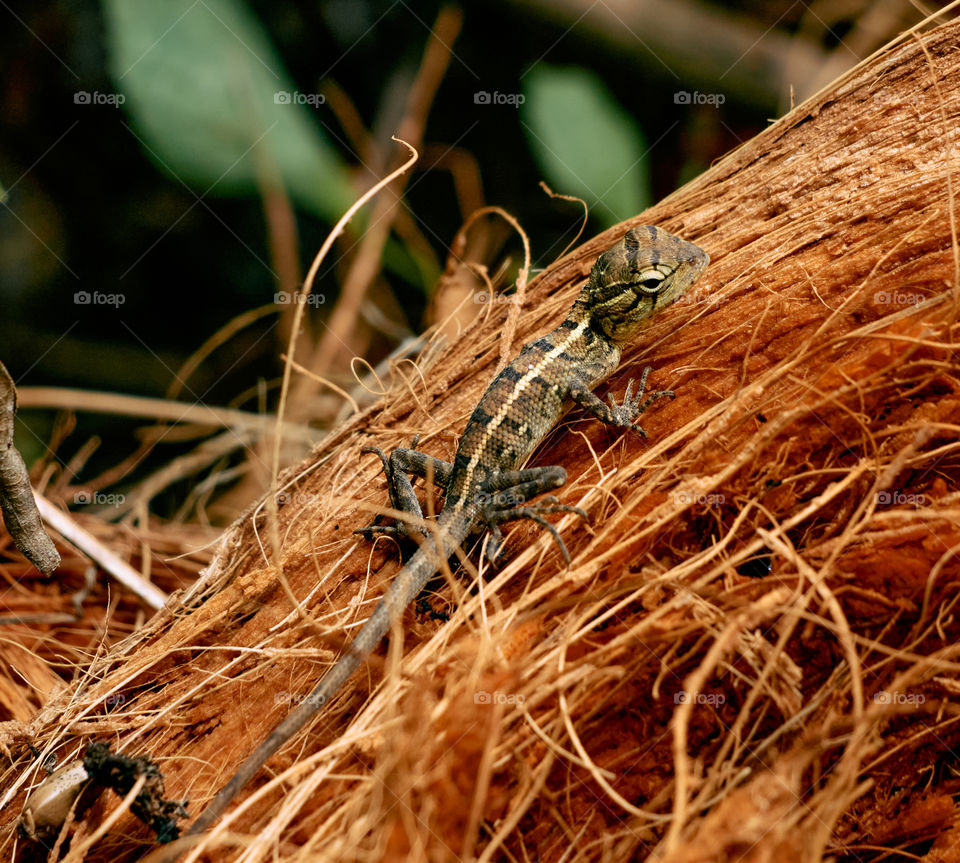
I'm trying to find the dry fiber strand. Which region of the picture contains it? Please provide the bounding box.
[5,15,960,863]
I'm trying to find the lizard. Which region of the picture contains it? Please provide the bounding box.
[185,224,708,838]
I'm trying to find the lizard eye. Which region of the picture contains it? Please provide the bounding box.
[634,268,665,294]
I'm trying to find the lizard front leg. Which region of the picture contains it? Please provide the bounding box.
[569,365,674,438]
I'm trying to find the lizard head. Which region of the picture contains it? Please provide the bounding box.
[586,225,709,343]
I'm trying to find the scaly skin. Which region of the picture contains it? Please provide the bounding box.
[185,225,708,838]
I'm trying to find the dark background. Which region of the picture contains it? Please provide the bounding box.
[0,0,926,512]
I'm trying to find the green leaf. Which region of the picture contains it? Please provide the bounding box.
[522,66,650,228]
[101,0,354,223]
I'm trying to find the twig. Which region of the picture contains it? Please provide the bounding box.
[0,362,60,574]
[116,428,258,519]
[16,387,317,444]
[33,495,168,610]
[307,5,463,375]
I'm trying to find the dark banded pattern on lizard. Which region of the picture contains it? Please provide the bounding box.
[186,225,708,837]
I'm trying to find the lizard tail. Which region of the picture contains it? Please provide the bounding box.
[186,515,471,836]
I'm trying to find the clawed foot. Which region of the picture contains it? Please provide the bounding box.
[483,498,588,564]
[354,438,432,542]
[608,367,675,437]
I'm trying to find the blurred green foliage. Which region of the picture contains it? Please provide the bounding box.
[102,0,353,221]
[102,0,426,287]
[522,65,650,229]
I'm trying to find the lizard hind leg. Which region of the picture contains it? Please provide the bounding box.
[478,466,588,564]
[355,444,454,542]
